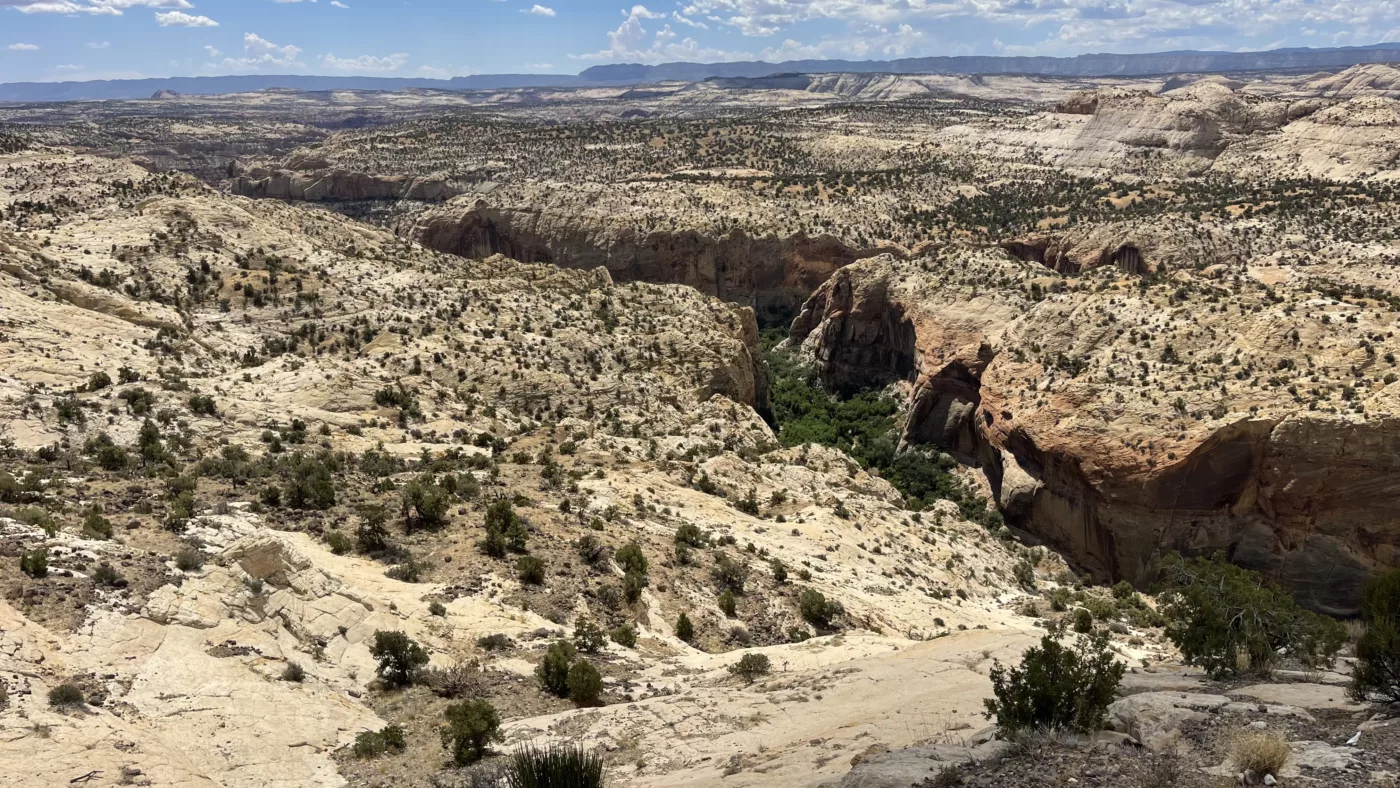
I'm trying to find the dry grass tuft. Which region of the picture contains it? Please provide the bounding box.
[1230,731,1290,776]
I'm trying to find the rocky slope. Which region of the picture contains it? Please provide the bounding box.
[229,165,459,202]
[790,242,1400,617]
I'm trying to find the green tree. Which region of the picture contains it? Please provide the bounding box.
[536,640,576,697]
[402,474,450,531]
[441,699,501,765]
[1157,552,1345,678]
[675,612,694,643]
[368,630,429,688]
[1351,569,1400,704]
[567,659,603,706]
[728,653,771,683]
[984,627,1125,734]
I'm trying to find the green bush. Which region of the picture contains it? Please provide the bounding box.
[610,623,637,648]
[718,589,738,618]
[1351,568,1400,704]
[1157,552,1345,678]
[517,555,546,585]
[537,640,576,697]
[481,499,528,557]
[82,507,114,540]
[326,530,352,555]
[798,589,843,629]
[622,569,648,603]
[175,548,204,571]
[614,542,648,575]
[92,562,125,587]
[20,548,48,579]
[728,653,771,683]
[567,659,603,706]
[477,633,512,651]
[441,699,501,765]
[1072,608,1094,633]
[282,661,305,682]
[675,523,709,547]
[711,555,748,594]
[675,612,694,643]
[369,630,429,688]
[984,628,1124,734]
[353,724,407,758]
[429,601,448,617]
[573,617,607,654]
[504,743,605,788]
[48,683,85,707]
[402,474,451,531]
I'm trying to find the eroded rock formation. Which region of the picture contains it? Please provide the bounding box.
[791,248,1400,616]
[412,198,899,324]
[230,166,458,201]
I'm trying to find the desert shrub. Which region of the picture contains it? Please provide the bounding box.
[675,523,708,547]
[728,652,771,683]
[622,569,648,603]
[326,530,352,555]
[369,630,429,688]
[575,534,606,565]
[92,562,125,587]
[504,743,605,788]
[1072,608,1094,633]
[82,507,114,540]
[442,700,502,765]
[1230,731,1289,777]
[353,724,408,758]
[282,661,305,682]
[385,556,426,583]
[517,555,546,585]
[1157,552,1345,678]
[87,371,112,391]
[566,659,603,705]
[675,612,694,643]
[770,558,788,583]
[478,633,513,651]
[537,640,577,697]
[356,506,390,553]
[1112,580,1136,599]
[175,548,204,571]
[798,588,843,629]
[20,548,48,578]
[573,617,607,654]
[426,658,484,699]
[48,683,85,707]
[984,628,1124,734]
[402,474,451,531]
[1351,568,1400,704]
[711,554,748,594]
[188,394,218,416]
[610,623,637,648]
[429,600,448,617]
[481,499,528,557]
[718,589,738,618]
[614,542,648,575]
[283,454,336,510]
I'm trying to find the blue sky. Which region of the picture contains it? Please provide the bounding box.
[2,0,1398,83]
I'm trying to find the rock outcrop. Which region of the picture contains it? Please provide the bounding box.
[412,198,899,324]
[791,247,1400,616]
[230,167,458,201]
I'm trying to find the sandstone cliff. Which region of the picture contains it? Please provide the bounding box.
[791,248,1400,616]
[411,197,900,325]
[229,166,458,202]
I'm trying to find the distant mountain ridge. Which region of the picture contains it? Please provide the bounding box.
[5,42,1400,102]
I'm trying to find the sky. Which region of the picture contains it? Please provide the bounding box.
[2,0,1399,83]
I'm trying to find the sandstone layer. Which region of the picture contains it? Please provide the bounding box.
[791,247,1400,616]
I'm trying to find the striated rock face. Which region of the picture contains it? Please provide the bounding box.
[1000,218,1247,275]
[412,198,897,324]
[791,248,1400,616]
[229,167,458,202]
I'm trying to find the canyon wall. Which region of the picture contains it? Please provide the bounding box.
[412,200,899,326]
[790,249,1400,616]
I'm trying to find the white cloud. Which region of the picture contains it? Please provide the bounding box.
[156,10,217,26]
[216,32,302,71]
[87,40,110,48]
[203,44,220,56]
[8,42,40,50]
[320,51,408,72]
[416,64,453,78]
[5,0,193,15]
[522,4,554,16]
[330,0,347,7]
[524,62,553,69]
[573,4,750,62]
